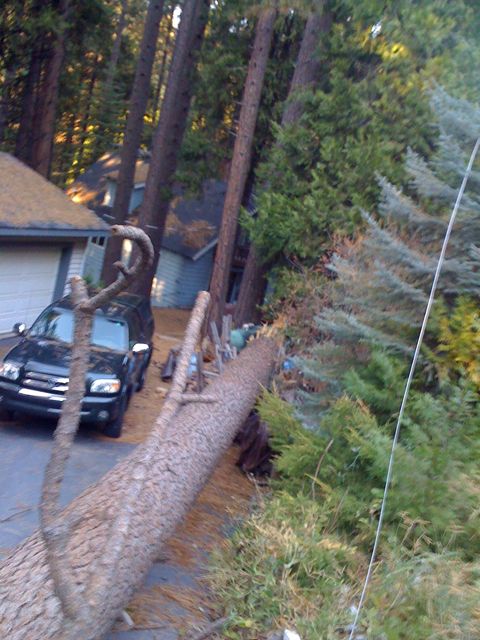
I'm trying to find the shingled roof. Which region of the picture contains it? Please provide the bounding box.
[68,150,227,260]
[66,150,149,209]
[0,153,109,237]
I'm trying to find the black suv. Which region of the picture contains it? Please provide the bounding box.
[0,293,154,437]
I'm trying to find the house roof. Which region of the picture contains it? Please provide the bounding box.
[106,159,150,185]
[0,153,109,237]
[161,180,225,259]
[68,150,226,260]
[66,150,150,209]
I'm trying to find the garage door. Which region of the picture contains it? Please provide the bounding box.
[0,246,61,335]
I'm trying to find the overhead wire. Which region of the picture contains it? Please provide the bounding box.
[347,135,480,640]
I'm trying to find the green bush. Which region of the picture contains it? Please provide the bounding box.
[210,491,480,639]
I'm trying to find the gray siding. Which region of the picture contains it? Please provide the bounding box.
[82,239,104,284]
[64,242,87,294]
[80,242,214,308]
[129,186,144,212]
[176,250,213,308]
[151,249,185,307]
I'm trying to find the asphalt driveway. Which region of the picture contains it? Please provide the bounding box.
[0,418,135,552]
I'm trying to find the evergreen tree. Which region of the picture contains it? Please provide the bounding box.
[208,5,278,330]
[234,3,332,326]
[101,0,166,285]
[302,88,480,402]
[130,0,210,297]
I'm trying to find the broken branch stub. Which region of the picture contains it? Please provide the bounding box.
[38,225,153,626]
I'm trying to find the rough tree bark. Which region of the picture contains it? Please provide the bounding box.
[74,53,100,173]
[0,67,15,144]
[129,0,209,297]
[101,0,166,285]
[233,251,270,326]
[38,225,154,626]
[151,7,175,123]
[207,7,277,331]
[0,336,276,640]
[102,0,129,103]
[280,5,330,124]
[234,5,332,327]
[31,0,71,178]
[15,47,42,164]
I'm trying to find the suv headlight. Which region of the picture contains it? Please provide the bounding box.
[90,379,121,394]
[0,361,21,381]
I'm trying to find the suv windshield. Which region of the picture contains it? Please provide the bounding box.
[30,308,129,351]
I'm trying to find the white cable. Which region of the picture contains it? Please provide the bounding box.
[347,136,480,640]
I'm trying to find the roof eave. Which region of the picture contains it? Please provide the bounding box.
[0,227,110,239]
[192,237,218,261]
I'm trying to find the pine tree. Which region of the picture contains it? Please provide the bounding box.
[303,88,480,397]
[208,5,278,330]
[234,4,332,326]
[129,0,210,297]
[101,0,166,285]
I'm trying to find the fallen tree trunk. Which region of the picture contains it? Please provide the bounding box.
[0,337,277,640]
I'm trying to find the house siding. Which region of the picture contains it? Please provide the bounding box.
[81,243,214,308]
[64,241,87,294]
[151,249,185,307]
[82,239,104,284]
[175,250,213,308]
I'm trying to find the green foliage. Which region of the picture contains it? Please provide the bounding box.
[245,0,480,266]
[210,492,480,639]
[209,493,360,639]
[177,3,301,190]
[211,357,480,637]
[433,296,480,386]
[298,89,480,405]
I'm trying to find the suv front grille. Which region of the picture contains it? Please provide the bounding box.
[23,371,69,394]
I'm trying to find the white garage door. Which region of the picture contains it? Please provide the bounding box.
[0,246,61,335]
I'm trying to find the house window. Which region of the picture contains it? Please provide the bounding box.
[102,180,115,207]
[91,236,106,247]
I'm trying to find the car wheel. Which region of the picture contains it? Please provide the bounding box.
[103,393,127,438]
[136,365,147,392]
[136,353,151,392]
[0,408,15,421]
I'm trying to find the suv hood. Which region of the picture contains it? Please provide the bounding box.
[5,338,126,378]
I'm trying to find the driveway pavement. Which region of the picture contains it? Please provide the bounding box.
[0,419,135,551]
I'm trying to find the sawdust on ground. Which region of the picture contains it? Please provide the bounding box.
[112,308,191,444]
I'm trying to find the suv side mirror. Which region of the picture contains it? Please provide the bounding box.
[13,322,27,336]
[132,343,149,355]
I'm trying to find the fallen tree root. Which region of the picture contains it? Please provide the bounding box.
[0,337,277,640]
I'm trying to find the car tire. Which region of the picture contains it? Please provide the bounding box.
[136,352,151,392]
[0,408,15,421]
[103,393,127,438]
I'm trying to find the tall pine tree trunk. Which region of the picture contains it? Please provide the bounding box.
[15,49,43,164]
[75,53,100,172]
[151,7,174,124]
[102,0,129,102]
[0,67,15,145]
[208,7,277,330]
[101,0,166,285]
[31,0,71,178]
[129,0,209,297]
[234,6,332,326]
